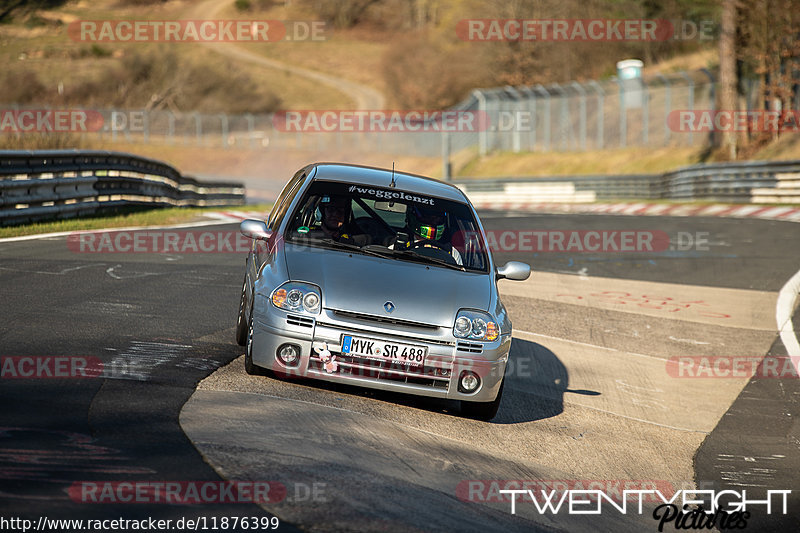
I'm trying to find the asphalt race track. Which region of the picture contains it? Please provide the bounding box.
[1,212,798,532]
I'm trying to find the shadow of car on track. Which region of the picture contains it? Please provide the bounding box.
[491,338,600,425]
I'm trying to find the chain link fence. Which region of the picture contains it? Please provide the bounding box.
[464,69,719,155]
[5,69,763,161]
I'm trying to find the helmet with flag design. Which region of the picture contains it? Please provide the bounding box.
[408,204,447,241]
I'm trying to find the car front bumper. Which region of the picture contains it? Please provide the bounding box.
[250,300,510,403]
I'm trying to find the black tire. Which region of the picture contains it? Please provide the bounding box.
[244,316,267,376]
[461,380,504,421]
[235,275,250,346]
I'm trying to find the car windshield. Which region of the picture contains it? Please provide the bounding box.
[285,180,489,273]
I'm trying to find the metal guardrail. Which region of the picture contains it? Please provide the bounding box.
[0,150,245,225]
[455,159,800,205]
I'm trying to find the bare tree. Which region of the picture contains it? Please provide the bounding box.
[718,0,738,159]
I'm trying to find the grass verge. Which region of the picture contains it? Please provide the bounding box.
[0,204,271,239]
[455,146,707,178]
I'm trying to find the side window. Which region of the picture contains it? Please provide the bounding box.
[268,172,307,232]
[267,170,306,230]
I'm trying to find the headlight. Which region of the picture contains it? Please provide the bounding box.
[271,282,321,314]
[453,309,499,341]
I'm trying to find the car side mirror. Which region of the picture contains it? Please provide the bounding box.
[496,261,531,281]
[240,219,272,241]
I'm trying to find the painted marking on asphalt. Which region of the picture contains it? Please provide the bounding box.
[776,267,800,373]
[513,329,748,433]
[553,290,731,319]
[514,329,664,361]
[714,453,785,488]
[0,426,155,500]
[668,336,712,346]
[615,379,668,412]
[0,264,106,276]
[105,264,162,280]
[105,341,195,381]
[501,271,777,330]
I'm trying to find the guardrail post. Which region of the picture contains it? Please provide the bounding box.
[613,78,626,148]
[521,86,536,151]
[472,89,488,157]
[143,110,150,144]
[442,131,451,180]
[679,71,695,145]
[220,113,229,149]
[193,112,203,147]
[534,84,551,152]
[655,74,671,144]
[167,113,175,145]
[700,68,716,147]
[505,86,522,153]
[589,80,604,150]
[246,114,255,149]
[571,81,587,151]
[111,109,118,143]
[641,78,649,145]
[551,83,570,151]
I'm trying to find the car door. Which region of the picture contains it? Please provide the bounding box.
[247,167,311,289]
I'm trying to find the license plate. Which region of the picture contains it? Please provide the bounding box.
[341,335,427,368]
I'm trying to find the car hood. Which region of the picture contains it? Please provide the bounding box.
[283,243,491,327]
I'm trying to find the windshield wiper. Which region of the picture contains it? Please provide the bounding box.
[305,238,466,271]
[317,239,389,260]
[390,248,466,272]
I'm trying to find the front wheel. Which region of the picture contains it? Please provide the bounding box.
[235,275,249,346]
[461,380,504,421]
[244,316,267,376]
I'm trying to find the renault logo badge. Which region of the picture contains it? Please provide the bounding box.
[384,301,395,313]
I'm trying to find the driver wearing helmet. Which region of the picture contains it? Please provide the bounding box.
[400,203,463,265]
[310,195,369,245]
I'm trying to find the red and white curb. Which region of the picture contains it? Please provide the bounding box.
[471,201,800,223]
[204,211,268,222]
[209,204,800,224]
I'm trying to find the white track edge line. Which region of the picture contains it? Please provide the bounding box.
[776,268,800,373]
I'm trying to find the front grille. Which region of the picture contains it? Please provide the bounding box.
[332,309,440,330]
[457,342,484,354]
[309,351,451,390]
[286,315,314,328]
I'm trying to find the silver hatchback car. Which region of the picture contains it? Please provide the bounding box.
[236,163,530,420]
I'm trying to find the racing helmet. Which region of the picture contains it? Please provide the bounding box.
[408,204,446,240]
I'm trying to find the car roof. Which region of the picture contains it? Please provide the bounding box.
[308,163,470,204]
